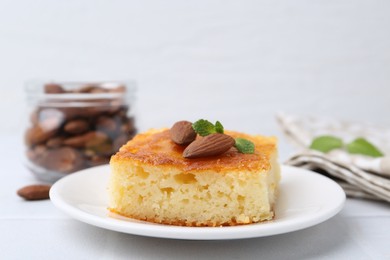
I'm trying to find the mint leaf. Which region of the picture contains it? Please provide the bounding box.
[309,135,343,153]
[235,138,255,154]
[192,119,217,136]
[192,119,255,154]
[215,121,224,134]
[346,138,383,158]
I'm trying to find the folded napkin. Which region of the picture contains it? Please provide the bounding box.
[277,113,390,203]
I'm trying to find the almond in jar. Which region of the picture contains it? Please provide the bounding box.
[24,81,137,182]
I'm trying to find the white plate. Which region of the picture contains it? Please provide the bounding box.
[50,165,345,240]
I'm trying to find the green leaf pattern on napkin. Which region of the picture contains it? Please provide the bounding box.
[310,135,383,158]
[310,136,343,153]
[347,138,384,158]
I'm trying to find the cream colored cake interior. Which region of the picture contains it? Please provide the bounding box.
[109,154,280,226]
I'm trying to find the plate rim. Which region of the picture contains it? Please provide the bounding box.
[50,165,346,240]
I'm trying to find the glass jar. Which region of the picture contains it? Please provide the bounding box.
[24,81,137,182]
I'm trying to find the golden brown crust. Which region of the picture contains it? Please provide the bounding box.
[111,129,277,173]
[108,208,274,227]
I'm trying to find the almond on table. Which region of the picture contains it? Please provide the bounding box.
[17,185,51,201]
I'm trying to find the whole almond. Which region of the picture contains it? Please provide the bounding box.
[96,116,118,134]
[183,133,235,158]
[24,125,57,146]
[46,136,64,148]
[34,147,84,173]
[108,85,126,93]
[64,119,89,134]
[170,121,197,145]
[17,185,51,201]
[77,84,103,93]
[44,83,65,94]
[63,131,107,148]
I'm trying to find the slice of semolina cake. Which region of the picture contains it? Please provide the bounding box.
[109,128,280,227]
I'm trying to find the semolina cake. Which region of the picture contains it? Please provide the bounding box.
[109,128,280,227]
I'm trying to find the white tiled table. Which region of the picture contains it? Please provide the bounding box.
[1,135,389,260]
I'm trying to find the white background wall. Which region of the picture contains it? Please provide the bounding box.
[0,0,389,137]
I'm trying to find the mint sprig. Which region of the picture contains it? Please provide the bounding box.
[192,119,223,136]
[192,119,255,154]
[235,138,255,154]
[309,135,383,158]
[215,121,224,134]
